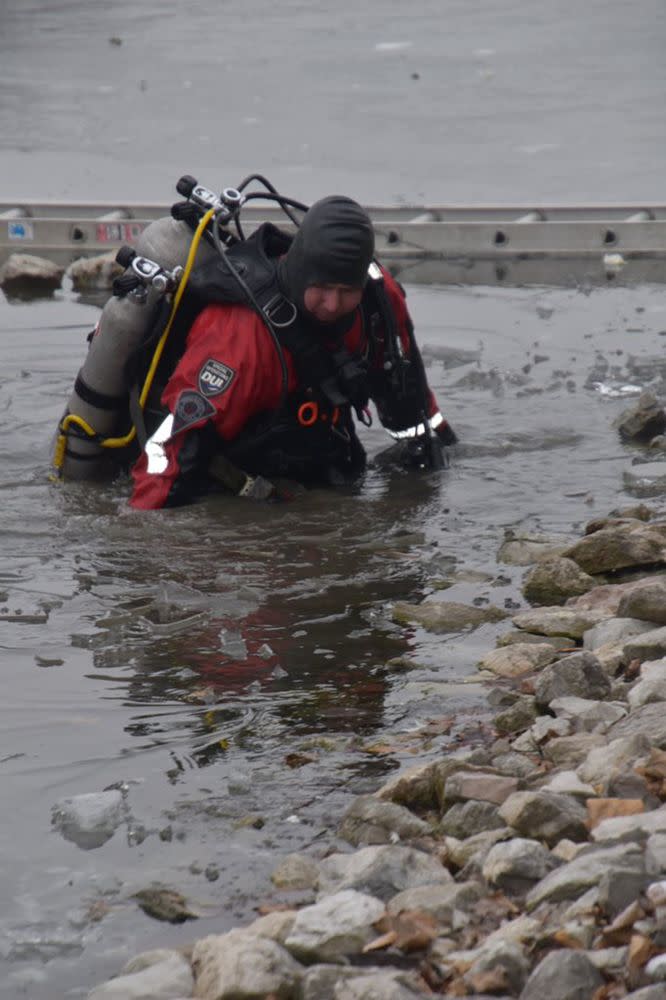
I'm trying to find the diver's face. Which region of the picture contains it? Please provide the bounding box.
[303,284,363,324]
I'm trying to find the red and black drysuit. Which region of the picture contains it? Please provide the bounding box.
[130,207,454,509]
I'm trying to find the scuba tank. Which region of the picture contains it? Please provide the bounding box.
[54,214,218,480]
[53,174,309,482]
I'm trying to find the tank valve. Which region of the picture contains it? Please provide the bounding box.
[113,246,183,298]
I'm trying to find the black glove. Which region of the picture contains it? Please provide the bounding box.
[404,421,458,470]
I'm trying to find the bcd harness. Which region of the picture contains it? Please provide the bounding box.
[118,221,435,494]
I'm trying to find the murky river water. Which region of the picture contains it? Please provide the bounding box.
[2,1,666,996]
[2,277,666,997]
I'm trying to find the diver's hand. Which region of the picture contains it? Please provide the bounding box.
[404,421,458,470]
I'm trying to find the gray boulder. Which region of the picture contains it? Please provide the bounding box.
[499,791,588,845]
[338,796,431,846]
[564,522,666,574]
[519,949,603,1000]
[317,845,450,902]
[533,651,611,707]
[522,557,597,606]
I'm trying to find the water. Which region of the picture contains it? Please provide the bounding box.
[2,1,666,995]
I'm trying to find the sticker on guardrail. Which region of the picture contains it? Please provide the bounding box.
[96,222,145,243]
[8,221,34,240]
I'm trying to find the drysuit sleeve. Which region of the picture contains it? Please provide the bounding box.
[369,268,457,447]
[129,304,285,509]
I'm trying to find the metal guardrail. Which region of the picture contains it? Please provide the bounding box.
[2,201,666,285]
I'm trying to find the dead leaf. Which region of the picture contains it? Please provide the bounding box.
[586,798,644,829]
[255,902,297,916]
[553,929,584,949]
[362,929,398,953]
[627,932,654,972]
[624,658,642,680]
[371,909,440,953]
[467,967,510,993]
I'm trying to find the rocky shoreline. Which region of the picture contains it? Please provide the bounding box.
[85,499,666,1000]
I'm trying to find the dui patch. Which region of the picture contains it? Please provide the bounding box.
[198,358,236,398]
[171,389,216,436]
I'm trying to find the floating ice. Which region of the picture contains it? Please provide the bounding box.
[51,791,124,850]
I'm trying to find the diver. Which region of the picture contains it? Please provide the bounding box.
[55,180,457,507]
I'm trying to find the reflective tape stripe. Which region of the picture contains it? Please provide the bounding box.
[387,411,444,440]
[145,414,174,474]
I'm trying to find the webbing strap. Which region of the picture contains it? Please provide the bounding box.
[74,373,126,411]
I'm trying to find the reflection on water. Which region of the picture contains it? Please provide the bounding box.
[2,279,666,996]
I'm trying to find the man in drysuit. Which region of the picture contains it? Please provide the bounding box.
[130,195,456,509]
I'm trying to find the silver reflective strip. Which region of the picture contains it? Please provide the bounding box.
[145,414,174,474]
[387,411,444,440]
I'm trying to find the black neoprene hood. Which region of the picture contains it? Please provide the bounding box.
[278,195,375,311]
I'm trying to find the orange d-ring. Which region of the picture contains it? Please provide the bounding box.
[297,401,318,427]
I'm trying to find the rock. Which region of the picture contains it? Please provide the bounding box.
[0,252,64,295]
[533,651,611,707]
[88,950,194,999]
[522,715,571,744]
[597,866,650,917]
[317,845,450,902]
[442,772,519,806]
[482,838,559,892]
[464,939,529,995]
[618,580,666,624]
[132,887,197,924]
[491,751,539,778]
[494,698,539,734]
[549,695,627,732]
[628,657,666,708]
[332,971,427,999]
[374,762,438,811]
[51,790,124,850]
[438,800,505,839]
[646,831,666,873]
[583,615,657,650]
[497,630,570,649]
[625,987,666,999]
[625,462,666,495]
[387,880,481,928]
[542,733,606,768]
[192,930,302,998]
[607,703,666,748]
[614,392,666,443]
[299,965,424,1000]
[67,252,122,291]
[522,557,597,606]
[525,842,644,907]
[542,770,596,799]
[478,643,558,678]
[591,804,666,843]
[577,733,652,787]
[338,796,431,847]
[246,910,297,944]
[565,522,666,574]
[443,828,510,871]
[392,599,507,633]
[645,953,666,982]
[284,889,385,962]
[497,531,571,566]
[512,607,608,639]
[623,625,666,665]
[271,853,320,891]
[498,791,588,845]
[518,949,603,1000]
